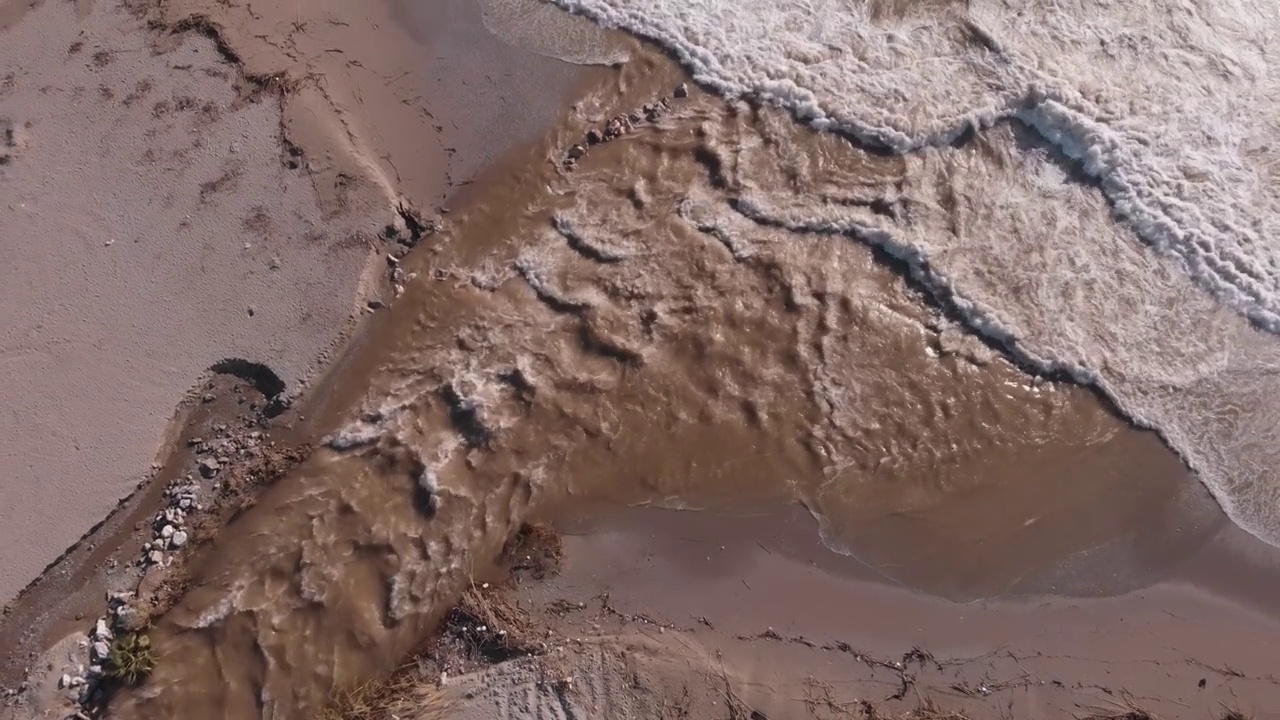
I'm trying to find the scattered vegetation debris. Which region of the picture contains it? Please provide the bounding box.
[442,586,541,665]
[317,668,454,720]
[503,523,563,582]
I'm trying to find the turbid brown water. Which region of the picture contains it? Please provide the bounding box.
[103,38,1233,718]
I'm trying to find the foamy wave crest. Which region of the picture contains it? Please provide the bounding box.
[551,0,1280,331]
[722,117,1280,547]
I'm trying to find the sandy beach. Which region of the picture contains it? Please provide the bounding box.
[3,0,1280,718]
[0,0,385,607]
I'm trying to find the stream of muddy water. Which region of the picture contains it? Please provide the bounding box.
[104,42,1238,717]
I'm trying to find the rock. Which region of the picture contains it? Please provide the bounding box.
[201,392,216,403]
[674,82,689,98]
[160,524,175,539]
[628,111,643,124]
[93,618,112,641]
[59,674,71,689]
[567,144,585,160]
[586,129,602,145]
[198,457,220,478]
[91,641,110,661]
[170,530,189,549]
[148,550,164,565]
[114,605,148,633]
[178,497,192,510]
[69,676,85,688]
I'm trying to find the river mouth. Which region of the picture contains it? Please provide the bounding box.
[96,35,1246,717]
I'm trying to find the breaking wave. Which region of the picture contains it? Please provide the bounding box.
[549,0,1280,543]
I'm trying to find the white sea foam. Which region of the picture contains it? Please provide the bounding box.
[551,0,1280,330]
[551,0,1280,543]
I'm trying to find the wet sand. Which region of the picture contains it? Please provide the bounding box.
[469,504,1280,719]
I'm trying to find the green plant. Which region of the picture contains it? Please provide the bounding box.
[107,632,157,685]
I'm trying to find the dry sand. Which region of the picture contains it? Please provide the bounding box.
[0,0,387,606]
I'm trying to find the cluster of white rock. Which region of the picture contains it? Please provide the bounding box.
[53,424,267,716]
[56,597,131,713]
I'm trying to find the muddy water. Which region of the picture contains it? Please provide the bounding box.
[111,50,1219,719]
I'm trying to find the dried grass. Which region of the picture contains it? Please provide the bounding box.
[315,671,453,720]
[444,584,542,662]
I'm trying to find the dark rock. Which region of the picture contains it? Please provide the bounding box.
[567,144,585,160]
[586,129,602,145]
[674,82,689,98]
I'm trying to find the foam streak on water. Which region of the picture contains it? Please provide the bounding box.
[549,0,1280,541]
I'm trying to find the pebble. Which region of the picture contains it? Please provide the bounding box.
[170,530,189,549]
[675,82,689,98]
[59,674,71,689]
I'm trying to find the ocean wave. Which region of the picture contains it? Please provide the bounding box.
[550,0,1280,331]
[551,0,1280,544]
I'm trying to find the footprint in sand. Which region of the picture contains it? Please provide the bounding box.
[1,116,24,167]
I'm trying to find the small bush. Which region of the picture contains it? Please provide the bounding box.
[107,633,157,685]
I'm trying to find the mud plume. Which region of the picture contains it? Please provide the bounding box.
[110,51,1218,719]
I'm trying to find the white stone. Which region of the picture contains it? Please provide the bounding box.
[160,524,175,539]
[91,641,110,661]
[170,530,189,548]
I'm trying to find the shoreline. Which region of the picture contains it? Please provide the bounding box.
[474,504,1280,719]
